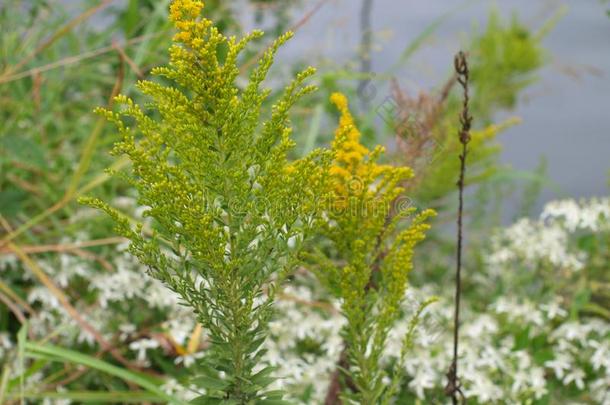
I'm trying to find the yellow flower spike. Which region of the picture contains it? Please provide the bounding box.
[316,92,436,403]
[330,92,350,120]
[169,0,204,23]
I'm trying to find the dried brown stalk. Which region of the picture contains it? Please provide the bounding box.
[445,50,472,405]
[391,73,456,190]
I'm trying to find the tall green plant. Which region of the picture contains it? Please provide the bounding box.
[81,0,329,402]
[307,93,435,404]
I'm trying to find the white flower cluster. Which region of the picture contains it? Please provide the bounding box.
[256,282,609,403]
[16,249,198,353]
[162,283,606,403]
[488,197,610,273]
[542,198,610,232]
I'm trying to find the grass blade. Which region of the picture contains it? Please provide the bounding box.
[6,391,164,403]
[25,342,189,405]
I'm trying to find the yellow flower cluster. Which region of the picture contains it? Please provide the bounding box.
[329,92,370,180]
[169,0,209,45]
[169,0,203,22]
[329,92,412,203]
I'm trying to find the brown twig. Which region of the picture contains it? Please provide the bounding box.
[113,42,145,79]
[391,71,457,191]
[6,174,42,196]
[0,237,125,255]
[289,0,329,33]
[277,292,339,315]
[324,347,350,405]
[239,0,329,73]
[445,51,472,405]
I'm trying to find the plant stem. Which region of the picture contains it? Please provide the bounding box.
[446,50,471,405]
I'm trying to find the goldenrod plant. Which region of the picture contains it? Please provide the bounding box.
[307,93,436,404]
[81,0,329,403]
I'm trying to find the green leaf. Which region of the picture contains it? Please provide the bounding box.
[0,135,46,168]
[0,188,28,217]
[189,398,238,405]
[0,363,10,405]
[17,322,27,401]
[584,302,610,319]
[533,348,554,364]
[122,0,140,35]
[302,104,323,155]
[191,375,231,391]
[257,400,293,405]
[250,366,277,388]
[513,325,531,350]
[5,359,47,392]
[189,396,223,405]
[570,289,591,319]
[247,336,266,355]
[262,390,286,399]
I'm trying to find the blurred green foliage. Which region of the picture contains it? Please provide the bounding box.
[469,11,544,120]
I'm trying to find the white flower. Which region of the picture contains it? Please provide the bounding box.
[530,367,548,399]
[129,338,159,363]
[589,340,610,371]
[175,351,204,367]
[551,322,591,344]
[463,314,498,338]
[541,300,568,320]
[591,376,610,405]
[119,323,136,341]
[563,368,586,390]
[511,369,530,395]
[163,317,197,346]
[162,378,199,400]
[463,372,503,402]
[407,366,436,399]
[545,353,572,379]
